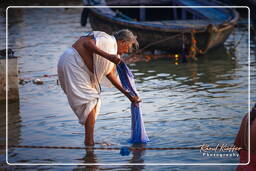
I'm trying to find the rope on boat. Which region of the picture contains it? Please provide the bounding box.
[155,21,210,28]
[131,32,184,55]
[2,145,200,151]
[226,28,246,57]
[128,30,203,62]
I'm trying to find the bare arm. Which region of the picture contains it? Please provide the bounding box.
[106,68,141,103]
[83,37,121,64]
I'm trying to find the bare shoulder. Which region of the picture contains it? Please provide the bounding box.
[81,36,96,48]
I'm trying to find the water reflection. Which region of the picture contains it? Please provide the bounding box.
[0,102,6,157]
[0,101,21,161]
[74,148,99,171]
[74,144,146,171]
[127,144,145,171]
[133,45,237,86]
[8,8,25,28]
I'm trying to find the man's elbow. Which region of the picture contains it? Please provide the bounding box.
[106,72,113,79]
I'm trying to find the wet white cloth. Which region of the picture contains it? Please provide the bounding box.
[57,31,118,125]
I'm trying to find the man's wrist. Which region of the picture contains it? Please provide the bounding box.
[124,90,130,97]
[116,58,121,65]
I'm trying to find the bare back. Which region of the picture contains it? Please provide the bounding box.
[72,36,95,73]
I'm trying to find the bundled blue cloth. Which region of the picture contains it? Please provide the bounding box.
[117,61,150,144]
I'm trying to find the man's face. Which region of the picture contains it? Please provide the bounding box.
[117,40,133,55]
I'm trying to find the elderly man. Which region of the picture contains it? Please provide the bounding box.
[57,29,140,146]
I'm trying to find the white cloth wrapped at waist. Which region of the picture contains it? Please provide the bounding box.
[57,31,120,125]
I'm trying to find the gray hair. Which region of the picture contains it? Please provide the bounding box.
[113,29,139,50]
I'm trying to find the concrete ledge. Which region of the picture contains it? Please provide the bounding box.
[0,57,19,102]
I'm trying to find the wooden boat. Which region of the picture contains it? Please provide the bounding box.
[225,0,255,27]
[82,0,239,54]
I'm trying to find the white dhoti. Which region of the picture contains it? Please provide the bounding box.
[57,31,118,125]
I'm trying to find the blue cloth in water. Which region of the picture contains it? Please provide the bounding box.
[117,61,150,144]
[120,147,130,156]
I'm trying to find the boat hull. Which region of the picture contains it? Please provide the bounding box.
[86,5,239,53]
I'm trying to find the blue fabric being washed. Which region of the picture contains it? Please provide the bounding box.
[117,61,150,144]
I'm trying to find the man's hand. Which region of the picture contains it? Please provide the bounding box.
[128,95,142,103]
[106,54,121,65]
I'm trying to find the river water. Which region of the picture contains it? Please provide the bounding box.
[0,7,255,170]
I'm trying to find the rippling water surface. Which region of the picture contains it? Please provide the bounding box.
[0,7,255,170]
